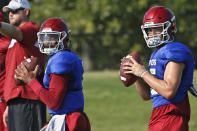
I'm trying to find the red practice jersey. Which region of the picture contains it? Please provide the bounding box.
[4,21,45,102]
[0,36,10,100]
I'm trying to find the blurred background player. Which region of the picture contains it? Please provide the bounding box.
[0,11,10,131]
[0,0,46,130]
[15,17,91,131]
[122,6,194,131]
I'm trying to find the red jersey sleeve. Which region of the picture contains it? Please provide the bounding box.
[28,74,69,110]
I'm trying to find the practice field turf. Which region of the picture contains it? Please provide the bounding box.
[82,70,197,131]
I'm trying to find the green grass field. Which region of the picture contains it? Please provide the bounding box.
[82,70,197,131]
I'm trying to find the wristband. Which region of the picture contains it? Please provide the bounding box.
[140,70,148,78]
[139,69,147,78]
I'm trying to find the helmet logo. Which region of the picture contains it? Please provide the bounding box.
[42,28,53,32]
[144,22,154,25]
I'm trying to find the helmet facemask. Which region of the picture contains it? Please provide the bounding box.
[37,31,67,55]
[141,21,173,48]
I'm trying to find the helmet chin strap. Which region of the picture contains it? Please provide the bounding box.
[65,40,71,50]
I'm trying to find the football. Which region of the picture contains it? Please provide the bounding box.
[120,51,142,87]
[14,57,39,86]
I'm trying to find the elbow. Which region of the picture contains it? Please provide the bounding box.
[163,91,176,100]
[138,91,151,101]
[48,103,61,111]
[140,94,151,101]
[142,96,151,101]
[14,27,23,42]
[15,31,23,42]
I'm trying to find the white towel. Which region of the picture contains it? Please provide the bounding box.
[40,114,66,131]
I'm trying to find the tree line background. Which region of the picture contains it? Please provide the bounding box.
[1,0,197,71]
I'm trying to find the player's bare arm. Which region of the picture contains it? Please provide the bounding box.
[122,57,150,100]
[124,57,185,100]
[135,78,151,100]
[142,61,185,100]
[3,106,8,127]
[0,22,23,41]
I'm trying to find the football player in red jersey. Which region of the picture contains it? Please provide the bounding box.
[0,11,10,131]
[15,17,91,131]
[123,6,195,131]
[0,0,46,130]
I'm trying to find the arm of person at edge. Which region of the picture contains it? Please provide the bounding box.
[123,56,185,100]
[14,63,69,110]
[0,22,23,42]
[3,106,8,127]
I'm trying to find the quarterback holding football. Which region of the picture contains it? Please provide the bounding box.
[120,51,143,87]
[15,18,91,131]
[122,6,195,131]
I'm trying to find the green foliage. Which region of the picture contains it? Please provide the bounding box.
[0,0,9,21]
[1,0,197,70]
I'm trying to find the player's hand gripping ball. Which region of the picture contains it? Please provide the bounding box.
[14,57,39,86]
[120,51,142,87]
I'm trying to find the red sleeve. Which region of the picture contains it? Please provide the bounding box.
[0,37,10,66]
[0,36,10,52]
[19,21,39,47]
[28,74,69,110]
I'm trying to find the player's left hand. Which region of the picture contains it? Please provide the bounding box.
[122,56,146,77]
[15,63,39,84]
